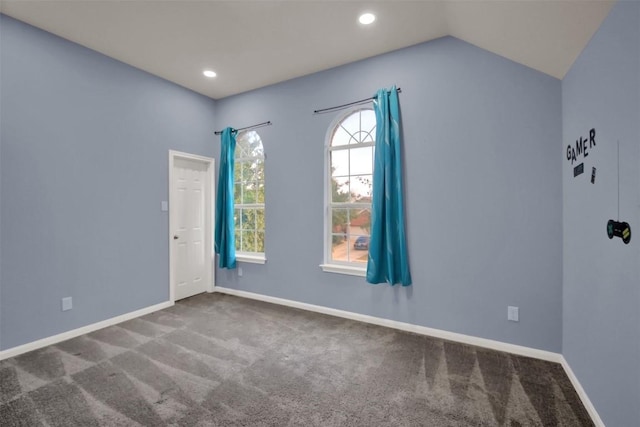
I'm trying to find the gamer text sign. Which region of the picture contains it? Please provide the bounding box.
[567,128,596,166]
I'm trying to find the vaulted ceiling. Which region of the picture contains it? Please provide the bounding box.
[1,0,615,99]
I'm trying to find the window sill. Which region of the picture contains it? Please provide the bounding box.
[236,254,267,264]
[320,264,366,277]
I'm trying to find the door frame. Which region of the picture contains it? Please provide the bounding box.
[168,150,215,302]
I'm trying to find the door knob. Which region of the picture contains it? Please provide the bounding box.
[173,235,179,240]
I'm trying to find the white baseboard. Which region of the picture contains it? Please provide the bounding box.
[0,288,602,427]
[0,301,174,361]
[214,287,608,425]
[213,286,562,363]
[560,356,605,427]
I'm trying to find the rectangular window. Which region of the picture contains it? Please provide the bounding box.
[234,131,266,264]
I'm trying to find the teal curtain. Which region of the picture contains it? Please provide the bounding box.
[366,86,412,286]
[215,127,237,269]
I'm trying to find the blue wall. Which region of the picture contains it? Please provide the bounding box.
[0,15,216,350]
[215,36,563,352]
[4,7,635,424]
[562,2,640,426]
[3,6,637,423]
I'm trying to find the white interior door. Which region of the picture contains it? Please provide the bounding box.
[170,152,214,301]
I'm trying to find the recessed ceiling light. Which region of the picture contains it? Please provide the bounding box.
[359,13,375,25]
[203,70,217,78]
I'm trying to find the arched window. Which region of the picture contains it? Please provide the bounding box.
[234,130,265,262]
[323,108,375,273]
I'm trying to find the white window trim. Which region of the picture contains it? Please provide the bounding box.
[236,253,267,264]
[322,107,374,276]
[319,263,365,277]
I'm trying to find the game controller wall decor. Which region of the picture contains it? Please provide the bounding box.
[607,140,631,245]
[607,220,631,244]
[566,129,631,244]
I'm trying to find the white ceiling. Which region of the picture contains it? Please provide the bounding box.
[1,0,615,100]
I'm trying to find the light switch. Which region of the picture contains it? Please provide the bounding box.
[161,201,168,212]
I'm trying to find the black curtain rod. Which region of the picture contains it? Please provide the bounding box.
[313,88,402,114]
[214,121,272,135]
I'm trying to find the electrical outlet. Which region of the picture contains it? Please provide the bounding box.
[238,267,243,277]
[508,306,519,322]
[62,297,73,312]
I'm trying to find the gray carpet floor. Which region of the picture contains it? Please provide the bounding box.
[0,293,593,426]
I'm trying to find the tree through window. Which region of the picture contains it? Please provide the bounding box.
[234,131,265,256]
[326,108,375,266]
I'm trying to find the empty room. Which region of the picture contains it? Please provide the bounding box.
[0,1,638,426]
